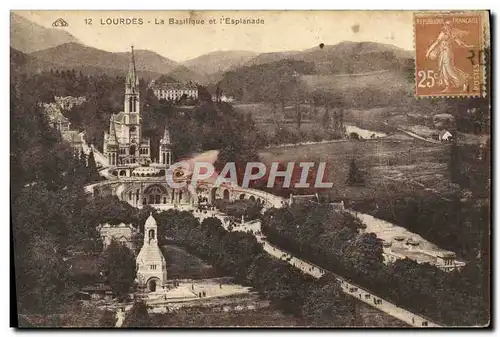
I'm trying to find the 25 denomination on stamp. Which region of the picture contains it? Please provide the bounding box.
[414,12,485,97]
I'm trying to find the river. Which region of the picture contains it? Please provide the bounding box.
[345,124,387,139]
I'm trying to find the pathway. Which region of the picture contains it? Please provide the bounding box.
[382,122,441,145]
[115,307,127,327]
[213,216,441,328]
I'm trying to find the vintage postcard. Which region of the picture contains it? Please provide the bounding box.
[10,10,491,328]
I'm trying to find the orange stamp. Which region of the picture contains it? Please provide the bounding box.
[414,12,485,97]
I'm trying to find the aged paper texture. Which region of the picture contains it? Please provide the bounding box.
[10,10,491,328]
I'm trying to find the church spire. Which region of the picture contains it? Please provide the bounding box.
[124,45,140,114]
[126,45,138,92]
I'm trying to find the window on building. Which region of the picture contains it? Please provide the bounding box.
[150,265,156,270]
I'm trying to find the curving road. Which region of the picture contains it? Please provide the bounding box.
[200,213,441,328]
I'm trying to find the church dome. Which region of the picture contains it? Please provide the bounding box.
[145,213,157,227]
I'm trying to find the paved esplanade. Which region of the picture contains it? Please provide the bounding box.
[194,211,441,328]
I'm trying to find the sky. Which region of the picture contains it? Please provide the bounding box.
[15,10,417,62]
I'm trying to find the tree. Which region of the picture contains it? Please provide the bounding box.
[323,105,330,130]
[123,301,152,327]
[449,141,461,184]
[302,277,356,326]
[13,231,74,313]
[87,150,101,182]
[103,240,136,299]
[98,310,117,327]
[349,132,360,140]
[347,158,365,186]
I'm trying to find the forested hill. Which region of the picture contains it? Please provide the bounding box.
[245,41,413,74]
[216,59,315,102]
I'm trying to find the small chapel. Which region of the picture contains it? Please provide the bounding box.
[135,214,167,292]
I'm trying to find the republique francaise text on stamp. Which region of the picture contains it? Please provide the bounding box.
[414,12,485,97]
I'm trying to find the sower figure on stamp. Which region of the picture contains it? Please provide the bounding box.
[426,20,474,93]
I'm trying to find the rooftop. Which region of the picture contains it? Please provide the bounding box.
[43,103,68,124]
[61,130,84,144]
[150,81,198,90]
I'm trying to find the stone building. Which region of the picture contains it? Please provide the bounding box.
[150,80,198,101]
[98,222,138,251]
[158,128,173,166]
[42,98,86,153]
[136,214,167,292]
[103,46,151,166]
[381,238,466,272]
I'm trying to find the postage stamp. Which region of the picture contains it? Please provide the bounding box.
[414,12,485,97]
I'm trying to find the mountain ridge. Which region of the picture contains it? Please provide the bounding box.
[11,12,80,53]
[182,50,259,76]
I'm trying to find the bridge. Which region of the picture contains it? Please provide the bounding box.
[83,170,443,327]
[85,172,286,211]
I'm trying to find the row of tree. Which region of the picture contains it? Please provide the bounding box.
[260,203,489,326]
[89,203,360,327]
[142,208,359,327]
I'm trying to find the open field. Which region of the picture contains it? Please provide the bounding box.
[150,300,408,327]
[259,138,457,201]
[234,103,411,143]
[161,244,222,279]
[151,306,305,327]
[67,244,222,284]
[300,71,411,93]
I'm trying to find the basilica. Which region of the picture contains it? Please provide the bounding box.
[103,46,172,167]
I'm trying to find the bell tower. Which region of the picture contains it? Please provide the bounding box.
[136,214,167,292]
[124,46,142,162]
[159,128,173,167]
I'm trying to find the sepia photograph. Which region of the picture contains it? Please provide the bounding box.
[10,10,491,328]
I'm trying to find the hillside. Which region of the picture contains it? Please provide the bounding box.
[29,42,210,83]
[11,47,160,80]
[11,47,64,74]
[244,50,301,67]
[216,59,316,102]
[218,41,415,103]
[182,50,259,75]
[30,43,179,74]
[11,12,80,53]
[166,65,208,85]
[245,41,413,75]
